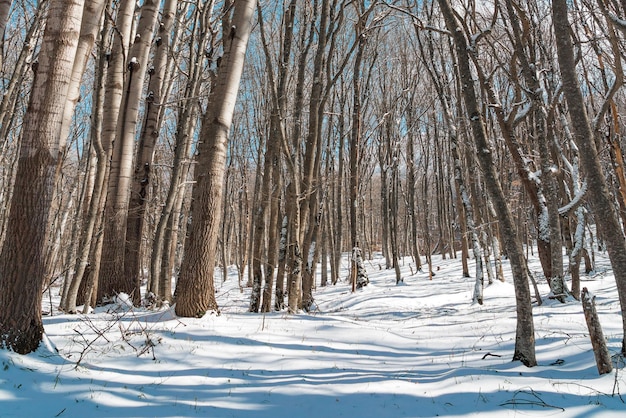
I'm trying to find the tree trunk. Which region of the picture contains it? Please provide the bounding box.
[150,1,215,302]
[58,0,107,146]
[349,6,367,290]
[63,29,109,312]
[252,0,293,313]
[297,0,332,311]
[174,0,255,318]
[125,0,177,304]
[406,133,423,272]
[100,0,160,304]
[96,0,139,303]
[581,288,613,375]
[553,0,626,354]
[0,0,12,72]
[0,0,83,354]
[438,0,536,366]
[275,215,288,311]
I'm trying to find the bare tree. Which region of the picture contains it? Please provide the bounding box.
[149,0,217,303]
[437,0,536,366]
[174,0,256,317]
[250,0,295,313]
[553,0,626,355]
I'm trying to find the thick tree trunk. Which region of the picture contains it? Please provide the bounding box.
[0,0,83,354]
[174,0,255,317]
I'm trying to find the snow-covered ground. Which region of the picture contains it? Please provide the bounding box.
[1,249,625,417]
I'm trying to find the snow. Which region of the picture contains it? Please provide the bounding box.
[1,250,625,417]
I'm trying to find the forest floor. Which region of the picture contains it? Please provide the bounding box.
[1,247,625,417]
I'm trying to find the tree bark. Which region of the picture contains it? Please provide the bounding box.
[0,0,83,354]
[149,1,215,302]
[174,0,256,318]
[58,0,107,146]
[581,288,613,375]
[63,23,110,313]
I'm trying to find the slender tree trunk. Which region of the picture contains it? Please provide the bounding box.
[390,158,402,284]
[174,0,256,317]
[438,0,536,366]
[349,7,366,290]
[275,215,288,310]
[0,0,84,354]
[63,53,108,312]
[406,133,423,272]
[261,154,282,312]
[252,0,293,312]
[581,288,613,375]
[503,0,564,297]
[298,0,332,311]
[334,104,346,285]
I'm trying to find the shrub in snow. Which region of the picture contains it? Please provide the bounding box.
[115,293,134,310]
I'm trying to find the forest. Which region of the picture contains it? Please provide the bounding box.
[1,0,626,382]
